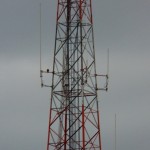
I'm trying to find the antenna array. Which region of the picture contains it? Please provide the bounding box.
[40,1,109,149]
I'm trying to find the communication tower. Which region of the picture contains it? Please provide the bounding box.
[40,0,108,149]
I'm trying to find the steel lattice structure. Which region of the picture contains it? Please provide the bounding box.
[40,0,108,149]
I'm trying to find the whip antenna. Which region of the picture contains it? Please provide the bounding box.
[40,3,42,72]
[39,3,43,87]
[106,48,109,91]
[115,114,117,150]
[107,48,110,77]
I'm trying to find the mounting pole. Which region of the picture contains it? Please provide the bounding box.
[115,114,117,150]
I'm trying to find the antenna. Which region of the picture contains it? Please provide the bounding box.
[44,1,109,149]
[39,3,43,87]
[106,48,109,91]
[115,114,117,150]
[40,2,42,72]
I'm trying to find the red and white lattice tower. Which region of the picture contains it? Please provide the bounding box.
[40,0,108,149]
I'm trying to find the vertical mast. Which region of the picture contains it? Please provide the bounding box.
[40,1,109,149]
[115,114,117,150]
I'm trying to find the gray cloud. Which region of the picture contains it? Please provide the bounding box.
[0,0,150,150]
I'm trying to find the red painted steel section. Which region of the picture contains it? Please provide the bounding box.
[64,112,67,150]
[56,0,60,22]
[47,96,53,150]
[98,111,102,150]
[80,0,82,21]
[90,0,93,24]
[82,104,85,149]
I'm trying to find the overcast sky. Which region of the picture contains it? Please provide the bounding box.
[0,0,150,150]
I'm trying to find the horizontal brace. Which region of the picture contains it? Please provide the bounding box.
[96,88,108,91]
[40,70,53,74]
[41,84,52,88]
[95,74,108,77]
